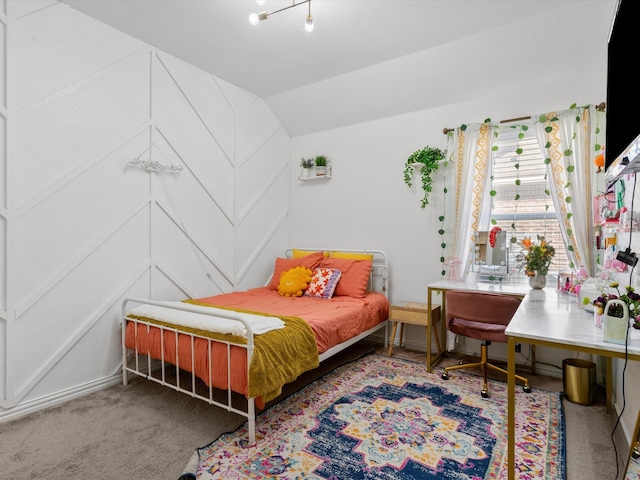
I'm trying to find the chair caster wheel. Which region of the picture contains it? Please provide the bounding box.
[523,385,532,393]
[441,372,449,380]
[481,390,489,398]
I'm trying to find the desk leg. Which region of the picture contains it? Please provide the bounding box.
[427,288,433,372]
[388,321,398,357]
[606,356,613,412]
[507,337,516,480]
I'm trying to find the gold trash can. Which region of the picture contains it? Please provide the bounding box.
[562,358,596,405]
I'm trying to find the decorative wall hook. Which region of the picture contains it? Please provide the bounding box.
[125,158,183,176]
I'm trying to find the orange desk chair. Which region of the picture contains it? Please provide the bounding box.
[441,290,531,398]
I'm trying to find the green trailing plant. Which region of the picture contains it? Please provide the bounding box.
[403,146,445,208]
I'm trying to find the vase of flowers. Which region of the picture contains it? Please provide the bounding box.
[602,299,630,344]
[583,282,640,333]
[516,235,556,289]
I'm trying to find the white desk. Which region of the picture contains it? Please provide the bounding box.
[506,288,640,480]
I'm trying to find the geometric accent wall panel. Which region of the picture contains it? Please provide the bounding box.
[156,52,236,162]
[14,129,151,307]
[14,51,151,208]
[1,0,291,416]
[15,5,147,110]
[0,15,5,109]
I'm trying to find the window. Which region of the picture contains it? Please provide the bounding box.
[486,125,570,274]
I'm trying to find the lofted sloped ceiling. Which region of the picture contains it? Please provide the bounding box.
[60,0,614,135]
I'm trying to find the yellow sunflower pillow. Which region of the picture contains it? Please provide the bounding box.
[277,266,313,297]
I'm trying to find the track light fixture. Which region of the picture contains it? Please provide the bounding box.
[249,0,314,32]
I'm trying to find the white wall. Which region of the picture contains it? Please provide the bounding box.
[289,0,640,438]
[0,0,290,419]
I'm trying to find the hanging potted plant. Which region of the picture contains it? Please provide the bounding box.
[403,146,445,208]
[314,155,328,176]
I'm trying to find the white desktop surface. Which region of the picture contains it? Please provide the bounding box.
[506,287,640,356]
[504,285,640,480]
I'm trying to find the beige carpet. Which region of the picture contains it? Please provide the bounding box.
[0,341,626,480]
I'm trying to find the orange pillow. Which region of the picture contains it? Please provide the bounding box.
[319,257,373,298]
[269,251,324,290]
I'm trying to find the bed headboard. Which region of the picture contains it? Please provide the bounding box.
[285,248,390,298]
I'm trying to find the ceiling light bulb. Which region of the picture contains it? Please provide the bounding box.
[256,0,266,5]
[305,15,314,32]
[249,11,268,25]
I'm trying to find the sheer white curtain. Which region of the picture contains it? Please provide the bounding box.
[450,122,494,280]
[533,106,596,276]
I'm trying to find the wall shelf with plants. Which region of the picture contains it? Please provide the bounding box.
[299,155,332,182]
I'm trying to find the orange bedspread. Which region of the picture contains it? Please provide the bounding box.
[196,287,390,354]
[124,287,389,403]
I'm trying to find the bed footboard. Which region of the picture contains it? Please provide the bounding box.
[121,298,257,445]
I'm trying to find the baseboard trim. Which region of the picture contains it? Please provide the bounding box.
[0,374,123,424]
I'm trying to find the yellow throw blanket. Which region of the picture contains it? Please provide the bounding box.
[129,300,319,402]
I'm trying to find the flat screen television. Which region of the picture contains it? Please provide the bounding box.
[605,0,640,172]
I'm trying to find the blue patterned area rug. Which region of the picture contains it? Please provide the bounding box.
[181,353,565,479]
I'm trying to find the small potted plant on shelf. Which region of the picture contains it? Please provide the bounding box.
[403,146,445,208]
[300,157,315,177]
[314,155,329,176]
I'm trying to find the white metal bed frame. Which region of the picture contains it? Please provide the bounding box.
[121,248,390,445]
